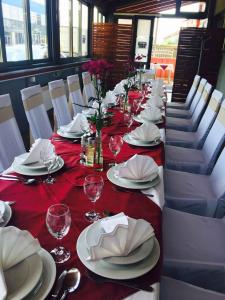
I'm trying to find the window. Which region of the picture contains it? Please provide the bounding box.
[118,19,133,25]
[1,0,48,62]
[93,6,105,23]
[59,0,89,58]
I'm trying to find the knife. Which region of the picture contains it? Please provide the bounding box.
[51,270,67,298]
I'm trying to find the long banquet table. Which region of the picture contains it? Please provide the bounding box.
[0,105,165,300]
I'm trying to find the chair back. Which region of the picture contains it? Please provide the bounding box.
[189,78,207,115]
[67,75,85,115]
[0,94,25,171]
[48,79,72,128]
[82,72,96,105]
[185,75,201,108]
[191,82,212,130]
[21,85,52,139]
[196,90,223,148]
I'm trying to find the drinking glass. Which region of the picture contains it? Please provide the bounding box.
[109,135,124,165]
[83,174,104,222]
[132,99,140,114]
[46,204,71,263]
[40,149,57,184]
[124,113,134,129]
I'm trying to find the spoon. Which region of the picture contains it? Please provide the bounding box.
[0,175,37,185]
[60,268,81,300]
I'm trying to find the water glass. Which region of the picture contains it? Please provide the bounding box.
[40,149,57,184]
[109,135,123,165]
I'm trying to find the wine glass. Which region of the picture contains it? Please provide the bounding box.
[124,113,134,129]
[109,135,123,165]
[40,148,57,184]
[46,204,71,263]
[83,174,104,222]
[132,99,140,114]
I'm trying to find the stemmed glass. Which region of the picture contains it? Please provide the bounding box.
[109,135,124,165]
[124,113,134,130]
[132,99,140,114]
[83,174,104,222]
[40,148,57,184]
[46,204,71,263]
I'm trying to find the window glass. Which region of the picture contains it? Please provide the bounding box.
[81,3,88,56]
[30,0,48,59]
[59,0,71,58]
[102,15,105,23]
[118,19,132,25]
[180,1,206,13]
[135,19,151,64]
[93,6,98,23]
[98,12,101,23]
[2,0,28,61]
[73,0,80,57]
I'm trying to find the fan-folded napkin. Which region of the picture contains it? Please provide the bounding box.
[116,154,158,181]
[129,122,160,142]
[14,139,54,165]
[60,113,89,133]
[148,95,164,108]
[0,226,41,300]
[87,213,155,261]
[102,91,117,105]
[140,107,162,122]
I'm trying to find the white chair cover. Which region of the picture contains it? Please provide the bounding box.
[162,208,225,294]
[0,94,25,172]
[82,72,96,105]
[166,75,201,110]
[67,74,85,115]
[166,78,207,119]
[21,85,53,140]
[160,276,225,300]
[48,79,72,128]
[166,80,210,131]
[166,90,223,148]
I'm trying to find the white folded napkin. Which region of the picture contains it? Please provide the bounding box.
[60,113,89,133]
[148,95,164,108]
[0,202,4,224]
[116,154,159,181]
[0,226,41,300]
[113,82,125,95]
[140,107,162,122]
[87,213,155,261]
[102,91,117,105]
[0,214,3,224]
[14,139,53,165]
[129,122,160,142]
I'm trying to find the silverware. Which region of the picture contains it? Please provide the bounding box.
[87,271,154,292]
[0,175,37,185]
[60,268,81,300]
[52,137,79,144]
[51,270,67,298]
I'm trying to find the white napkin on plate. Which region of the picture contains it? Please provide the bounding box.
[116,154,159,181]
[148,95,164,108]
[102,91,117,105]
[14,139,53,165]
[129,122,161,142]
[140,107,162,122]
[60,113,89,133]
[0,226,41,300]
[0,202,5,224]
[87,213,155,261]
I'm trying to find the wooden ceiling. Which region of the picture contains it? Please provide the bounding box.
[93,0,177,15]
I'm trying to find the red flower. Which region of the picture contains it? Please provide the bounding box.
[82,59,113,77]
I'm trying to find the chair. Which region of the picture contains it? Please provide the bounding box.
[164,139,225,217]
[48,79,72,128]
[160,276,225,300]
[82,72,96,105]
[67,74,85,115]
[166,90,223,148]
[166,78,207,119]
[165,100,225,174]
[166,81,211,131]
[162,208,225,294]
[0,94,25,171]
[21,85,53,140]
[166,75,201,110]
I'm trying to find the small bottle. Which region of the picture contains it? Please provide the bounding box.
[86,137,95,167]
[80,133,89,165]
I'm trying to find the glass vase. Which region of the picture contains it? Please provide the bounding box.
[94,129,103,171]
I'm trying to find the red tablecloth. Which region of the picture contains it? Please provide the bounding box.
[0,109,164,300]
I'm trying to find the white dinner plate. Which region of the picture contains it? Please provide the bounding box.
[5,253,43,300]
[85,220,155,265]
[0,202,12,227]
[0,200,6,217]
[133,115,163,125]
[14,153,46,170]
[107,165,160,189]
[12,156,64,176]
[123,134,161,147]
[57,128,84,139]
[28,249,56,300]
[77,225,160,279]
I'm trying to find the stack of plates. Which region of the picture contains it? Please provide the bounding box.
[57,128,84,139]
[107,163,160,190]
[0,201,12,227]
[4,249,56,300]
[12,153,64,176]
[133,114,163,125]
[76,220,160,279]
[123,133,161,147]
